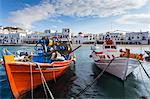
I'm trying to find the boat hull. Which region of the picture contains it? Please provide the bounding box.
[92,54,139,80]
[3,55,73,98]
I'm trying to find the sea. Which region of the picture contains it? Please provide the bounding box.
[0,45,150,99]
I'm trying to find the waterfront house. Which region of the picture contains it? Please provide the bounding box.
[105,32,125,44]
[97,33,105,44]
[93,31,125,44]
[73,32,98,44]
[125,31,149,44]
[25,28,72,44]
[0,26,27,44]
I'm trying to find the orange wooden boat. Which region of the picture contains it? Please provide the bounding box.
[3,54,74,98]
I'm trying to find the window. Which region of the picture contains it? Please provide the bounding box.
[142,36,146,40]
[105,46,110,49]
[111,46,116,49]
[128,37,131,40]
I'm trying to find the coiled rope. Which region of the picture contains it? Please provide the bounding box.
[74,58,115,98]
[36,63,54,99]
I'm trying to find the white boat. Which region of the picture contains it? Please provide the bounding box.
[90,38,143,80]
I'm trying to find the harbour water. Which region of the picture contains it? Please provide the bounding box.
[0,45,150,98]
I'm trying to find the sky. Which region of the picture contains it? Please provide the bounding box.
[0,0,150,34]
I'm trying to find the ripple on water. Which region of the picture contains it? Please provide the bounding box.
[0,45,150,98]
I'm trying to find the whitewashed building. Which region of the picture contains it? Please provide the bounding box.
[97,33,105,44]
[148,33,150,44]
[0,26,27,44]
[85,31,125,44]
[73,32,125,44]
[73,31,150,45]
[106,32,125,44]
[125,31,149,44]
[73,32,98,44]
[62,28,72,41]
[25,28,72,44]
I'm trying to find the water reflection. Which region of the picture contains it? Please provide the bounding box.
[22,66,76,98]
[0,45,150,98]
[91,63,149,98]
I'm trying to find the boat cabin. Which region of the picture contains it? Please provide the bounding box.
[103,39,117,50]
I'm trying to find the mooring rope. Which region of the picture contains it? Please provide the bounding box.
[74,58,115,98]
[138,60,150,79]
[139,66,150,95]
[29,63,33,99]
[41,76,49,99]
[36,63,54,99]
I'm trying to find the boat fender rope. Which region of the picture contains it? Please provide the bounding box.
[73,58,115,98]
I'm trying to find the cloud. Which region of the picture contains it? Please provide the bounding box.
[51,25,58,29]
[55,0,148,17]
[9,2,55,29]
[48,18,63,23]
[115,14,150,24]
[9,0,149,29]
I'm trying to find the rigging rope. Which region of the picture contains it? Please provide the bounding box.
[36,63,54,99]
[29,63,33,99]
[74,58,115,98]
